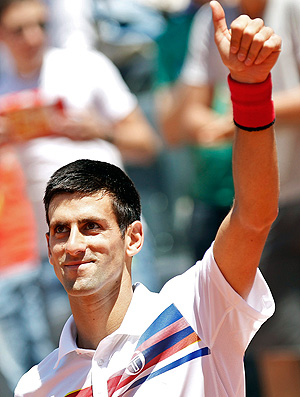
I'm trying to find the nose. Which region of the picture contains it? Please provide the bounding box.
[65,226,86,256]
[22,24,45,47]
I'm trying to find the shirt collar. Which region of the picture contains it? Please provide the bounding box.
[113,283,161,336]
[54,283,161,369]
[54,314,94,369]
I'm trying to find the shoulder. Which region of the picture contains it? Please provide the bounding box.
[15,349,59,396]
[160,245,274,320]
[44,47,116,71]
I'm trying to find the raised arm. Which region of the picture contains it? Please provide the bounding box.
[210,1,281,298]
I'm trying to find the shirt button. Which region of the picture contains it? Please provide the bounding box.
[97,359,104,366]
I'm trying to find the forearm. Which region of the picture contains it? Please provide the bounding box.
[273,87,300,124]
[182,106,234,145]
[210,0,281,298]
[214,111,279,298]
[232,126,279,230]
[158,101,216,147]
[159,83,234,146]
[113,108,162,165]
[228,73,279,228]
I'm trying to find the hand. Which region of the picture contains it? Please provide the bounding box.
[195,114,234,146]
[49,109,109,141]
[210,1,282,83]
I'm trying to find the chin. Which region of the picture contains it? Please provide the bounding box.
[65,282,100,297]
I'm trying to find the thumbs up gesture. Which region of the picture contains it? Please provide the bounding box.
[210,1,281,83]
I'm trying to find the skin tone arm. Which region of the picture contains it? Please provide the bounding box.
[159,76,300,147]
[111,107,162,164]
[273,89,300,125]
[49,106,162,165]
[0,105,162,165]
[158,82,234,147]
[210,1,281,299]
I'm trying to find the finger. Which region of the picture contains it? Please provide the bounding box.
[210,1,231,44]
[230,15,252,54]
[254,33,282,65]
[243,26,274,66]
[236,18,264,62]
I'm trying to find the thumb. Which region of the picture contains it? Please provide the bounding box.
[210,1,230,43]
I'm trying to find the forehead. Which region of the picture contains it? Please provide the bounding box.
[48,192,115,224]
[0,0,47,27]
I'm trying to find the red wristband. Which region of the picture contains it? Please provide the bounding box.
[228,73,275,131]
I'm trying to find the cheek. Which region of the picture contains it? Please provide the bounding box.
[49,242,65,262]
[90,234,115,254]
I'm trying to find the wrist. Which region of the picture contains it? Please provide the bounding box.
[229,71,270,84]
[228,73,275,131]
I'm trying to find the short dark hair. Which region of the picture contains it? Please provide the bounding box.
[44,159,141,237]
[0,0,41,20]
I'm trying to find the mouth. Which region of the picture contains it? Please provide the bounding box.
[63,260,94,270]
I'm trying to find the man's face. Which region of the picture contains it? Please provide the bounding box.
[0,0,48,74]
[46,192,132,298]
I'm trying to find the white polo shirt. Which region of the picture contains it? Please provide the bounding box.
[15,246,274,396]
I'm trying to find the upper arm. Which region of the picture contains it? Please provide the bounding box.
[213,208,271,300]
[213,127,279,299]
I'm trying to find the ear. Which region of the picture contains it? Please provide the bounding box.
[125,221,144,257]
[45,232,53,266]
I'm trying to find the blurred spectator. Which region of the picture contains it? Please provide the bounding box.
[156,0,234,263]
[0,0,96,78]
[0,0,161,253]
[0,0,162,391]
[158,0,300,395]
[0,145,54,392]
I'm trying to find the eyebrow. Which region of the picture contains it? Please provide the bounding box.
[49,217,109,230]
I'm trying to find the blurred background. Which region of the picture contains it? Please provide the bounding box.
[0,1,300,396]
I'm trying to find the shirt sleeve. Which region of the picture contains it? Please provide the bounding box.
[180,4,214,86]
[165,244,275,352]
[89,51,138,122]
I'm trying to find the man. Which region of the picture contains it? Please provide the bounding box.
[162,0,300,394]
[15,1,281,395]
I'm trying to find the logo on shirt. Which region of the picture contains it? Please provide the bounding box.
[126,351,145,375]
[107,304,210,396]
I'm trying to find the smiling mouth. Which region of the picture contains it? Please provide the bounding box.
[64,261,93,268]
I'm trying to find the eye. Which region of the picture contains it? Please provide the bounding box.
[39,21,48,31]
[54,224,68,234]
[11,26,23,36]
[85,222,101,231]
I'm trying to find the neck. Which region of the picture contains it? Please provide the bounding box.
[70,279,133,350]
[13,53,43,79]
[17,66,39,79]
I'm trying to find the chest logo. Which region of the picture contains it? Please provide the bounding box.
[125,351,145,375]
